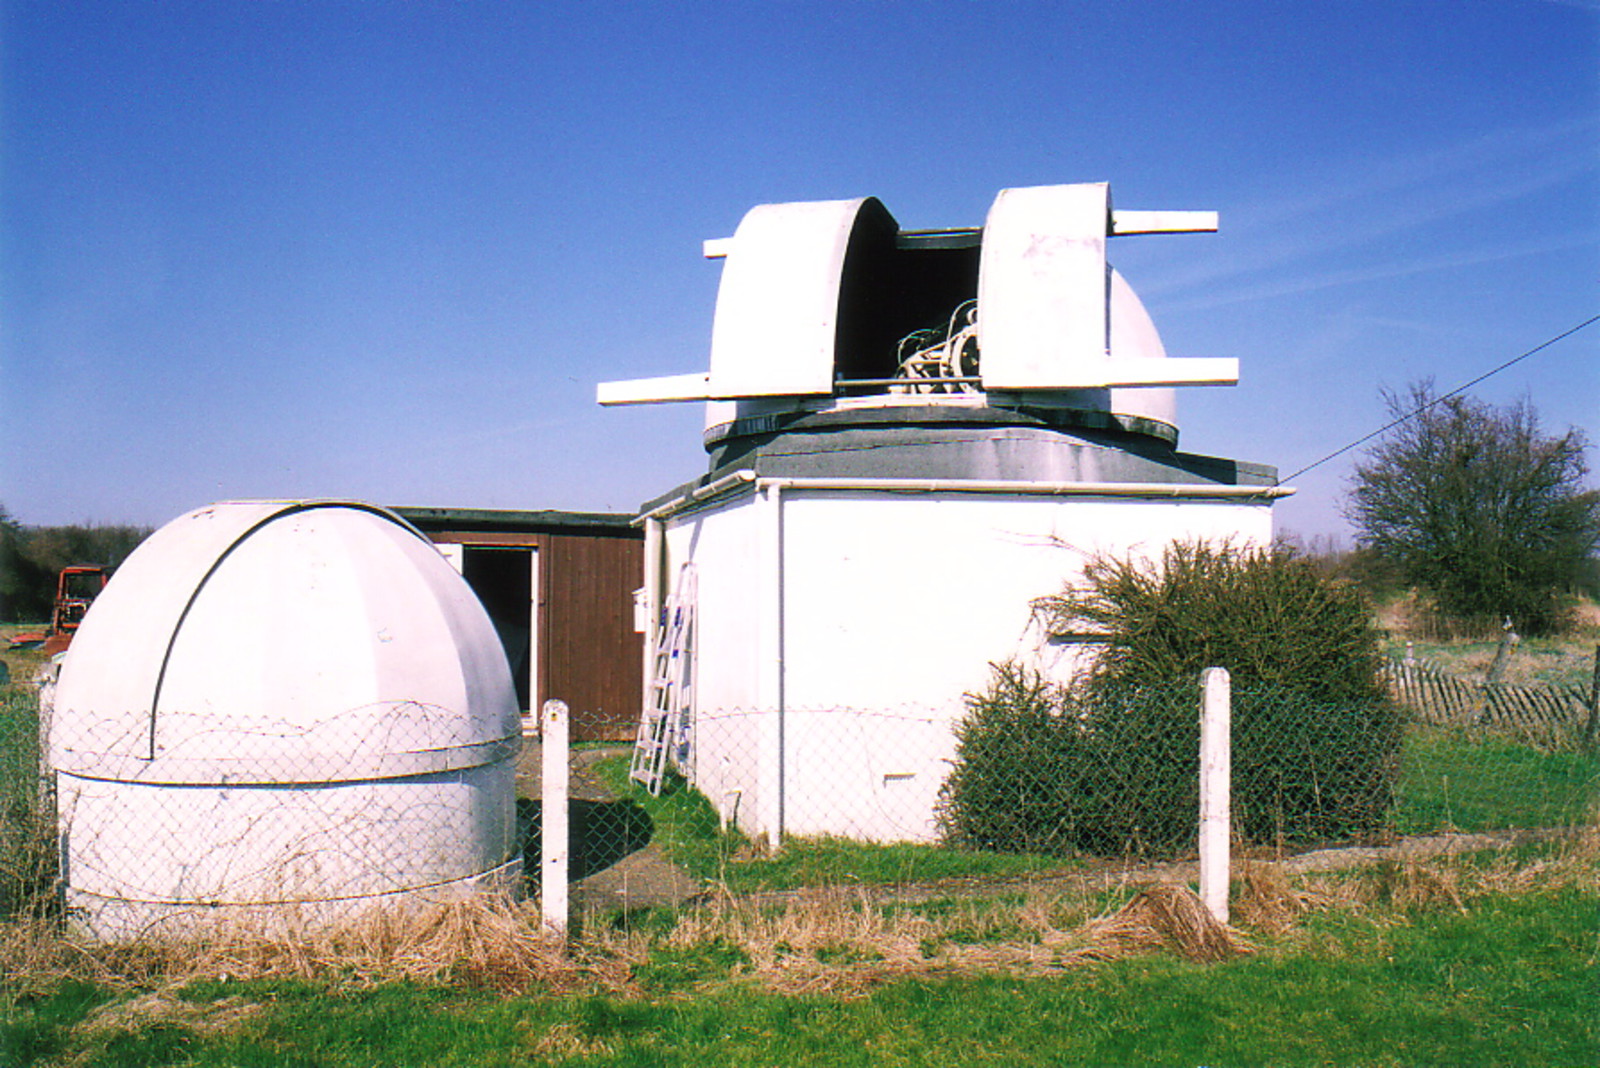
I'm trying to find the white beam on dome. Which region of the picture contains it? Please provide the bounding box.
[597,372,713,406]
[1110,210,1218,235]
[1029,356,1239,389]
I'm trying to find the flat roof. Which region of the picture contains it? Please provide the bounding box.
[390,506,641,538]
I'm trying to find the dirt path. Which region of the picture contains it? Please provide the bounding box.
[515,740,702,914]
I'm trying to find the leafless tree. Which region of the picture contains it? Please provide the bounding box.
[1346,383,1600,634]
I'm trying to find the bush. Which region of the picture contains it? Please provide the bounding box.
[940,542,1403,855]
[939,665,1200,855]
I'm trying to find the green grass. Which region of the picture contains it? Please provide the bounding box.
[710,835,1077,893]
[0,686,53,921]
[592,755,1074,893]
[1394,727,1600,833]
[6,885,1593,1067]
[0,687,41,787]
[590,755,730,878]
[599,728,1599,896]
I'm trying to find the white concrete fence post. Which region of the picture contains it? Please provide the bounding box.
[540,699,570,937]
[1199,667,1231,925]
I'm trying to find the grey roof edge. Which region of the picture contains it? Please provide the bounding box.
[637,474,753,519]
[390,506,642,537]
[638,439,1282,520]
[703,403,1182,451]
[703,422,1279,487]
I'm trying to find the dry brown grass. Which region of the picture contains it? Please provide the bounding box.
[1069,884,1251,964]
[77,991,263,1040]
[1,895,631,997]
[1236,827,1597,928]
[603,881,1253,996]
[4,833,1592,999]
[524,1020,616,1061]
[1232,861,1338,934]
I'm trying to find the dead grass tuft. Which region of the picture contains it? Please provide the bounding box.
[525,1021,615,1060]
[35,991,268,1068]
[1069,884,1251,964]
[1233,862,1339,934]
[77,990,263,1038]
[1552,824,1600,887]
[658,887,935,985]
[1292,831,1600,919]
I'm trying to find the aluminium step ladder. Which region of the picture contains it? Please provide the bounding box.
[630,564,696,796]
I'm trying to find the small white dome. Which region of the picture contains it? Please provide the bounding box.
[49,500,523,939]
[53,500,519,782]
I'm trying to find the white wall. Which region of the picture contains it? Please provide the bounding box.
[662,499,775,837]
[664,484,1274,844]
[778,491,1272,709]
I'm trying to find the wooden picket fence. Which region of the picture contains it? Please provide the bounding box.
[1384,657,1597,751]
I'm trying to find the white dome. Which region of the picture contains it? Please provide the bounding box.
[49,500,523,939]
[53,500,519,782]
[1104,267,1178,430]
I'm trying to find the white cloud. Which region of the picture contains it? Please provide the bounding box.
[1161,232,1595,313]
[1135,116,1600,302]
[1529,0,1600,12]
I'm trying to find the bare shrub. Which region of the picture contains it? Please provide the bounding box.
[1347,384,1600,636]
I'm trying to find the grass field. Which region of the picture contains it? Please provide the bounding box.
[1395,728,1599,834]
[4,861,1594,1067]
[0,626,52,692]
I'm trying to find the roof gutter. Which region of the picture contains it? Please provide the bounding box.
[636,470,760,524]
[638,471,1292,524]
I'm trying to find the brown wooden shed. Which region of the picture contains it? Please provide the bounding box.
[391,506,644,742]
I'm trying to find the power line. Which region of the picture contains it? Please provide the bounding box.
[1281,313,1600,483]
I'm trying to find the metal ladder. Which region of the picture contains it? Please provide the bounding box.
[630,565,695,796]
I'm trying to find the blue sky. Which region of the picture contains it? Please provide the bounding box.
[3,1,1595,542]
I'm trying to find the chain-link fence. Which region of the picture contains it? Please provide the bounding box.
[4,657,1595,940]
[1,683,53,923]
[548,663,1598,913]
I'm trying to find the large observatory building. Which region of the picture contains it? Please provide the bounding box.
[600,181,1290,844]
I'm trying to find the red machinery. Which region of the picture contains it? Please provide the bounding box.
[9,566,107,654]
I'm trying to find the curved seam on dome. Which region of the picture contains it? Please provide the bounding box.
[145,502,429,760]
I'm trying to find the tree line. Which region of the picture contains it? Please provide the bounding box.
[0,507,151,622]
